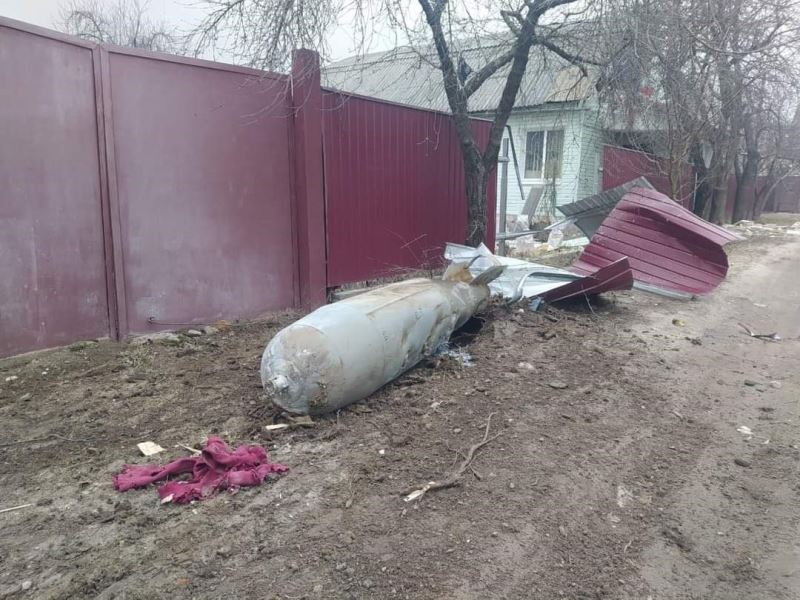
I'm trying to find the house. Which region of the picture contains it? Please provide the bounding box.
[323,39,609,224]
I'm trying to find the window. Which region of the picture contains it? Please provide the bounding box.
[524,129,564,180]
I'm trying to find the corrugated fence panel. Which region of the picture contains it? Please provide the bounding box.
[323,91,495,287]
[0,23,110,357]
[106,50,297,334]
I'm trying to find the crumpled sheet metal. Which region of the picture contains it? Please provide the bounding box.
[444,243,633,302]
[571,186,741,296]
[557,177,655,239]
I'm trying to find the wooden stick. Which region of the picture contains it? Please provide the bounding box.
[0,503,33,514]
[402,413,501,501]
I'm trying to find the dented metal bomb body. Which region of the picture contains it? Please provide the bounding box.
[261,268,500,415]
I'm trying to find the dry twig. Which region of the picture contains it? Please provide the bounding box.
[402,413,501,501]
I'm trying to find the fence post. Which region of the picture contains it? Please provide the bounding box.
[291,49,327,308]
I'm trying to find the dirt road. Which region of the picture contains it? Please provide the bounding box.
[0,235,798,599]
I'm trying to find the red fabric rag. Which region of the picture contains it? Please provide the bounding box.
[113,436,288,503]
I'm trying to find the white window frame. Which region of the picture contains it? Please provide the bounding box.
[523,129,564,182]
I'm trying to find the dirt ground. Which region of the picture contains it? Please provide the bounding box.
[1,232,798,600]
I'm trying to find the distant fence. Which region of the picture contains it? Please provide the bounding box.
[602,144,800,216]
[0,17,492,357]
[602,145,695,208]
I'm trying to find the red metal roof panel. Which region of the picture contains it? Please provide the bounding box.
[571,187,740,296]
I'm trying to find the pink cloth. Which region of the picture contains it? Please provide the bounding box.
[113,436,288,503]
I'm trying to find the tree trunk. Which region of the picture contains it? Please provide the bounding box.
[690,144,713,218]
[732,152,759,222]
[465,161,489,247]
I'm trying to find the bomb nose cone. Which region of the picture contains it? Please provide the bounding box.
[270,374,290,391]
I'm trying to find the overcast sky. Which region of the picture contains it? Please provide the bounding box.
[0,0,401,62]
[0,0,201,30]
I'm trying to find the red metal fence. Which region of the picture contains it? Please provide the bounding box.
[602,145,695,208]
[322,91,495,286]
[102,48,297,335]
[0,24,110,356]
[0,17,492,357]
[602,144,800,216]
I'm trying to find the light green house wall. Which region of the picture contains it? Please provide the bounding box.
[493,103,603,219]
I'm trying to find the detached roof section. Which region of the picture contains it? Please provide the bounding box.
[323,34,596,113]
[571,185,741,297]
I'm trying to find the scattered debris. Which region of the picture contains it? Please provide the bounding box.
[175,443,201,454]
[739,322,781,341]
[435,344,474,367]
[445,242,633,303]
[265,423,290,432]
[261,262,504,415]
[0,503,34,515]
[137,441,165,456]
[402,413,501,502]
[727,219,800,238]
[616,485,635,508]
[114,436,288,504]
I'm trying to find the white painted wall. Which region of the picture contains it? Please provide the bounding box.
[494,104,603,220]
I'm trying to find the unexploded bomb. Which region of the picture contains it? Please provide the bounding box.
[260,262,504,415]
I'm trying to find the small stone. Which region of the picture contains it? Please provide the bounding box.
[734,458,751,468]
[549,381,568,389]
[491,531,498,537]
[744,379,758,387]
[453,428,462,434]
[313,584,323,593]
[203,326,219,335]
[4,375,18,383]
[21,581,32,591]
[19,393,32,402]
[508,482,515,490]
[770,381,782,389]
[186,329,203,337]
[672,318,685,327]
[362,579,374,589]
[336,563,346,571]
[216,546,232,558]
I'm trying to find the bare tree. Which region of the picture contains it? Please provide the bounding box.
[59,0,179,53]
[190,0,607,246]
[598,0,800,223]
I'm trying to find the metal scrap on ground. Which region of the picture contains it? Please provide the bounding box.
[561,182,742,297]
[444,242,634,303]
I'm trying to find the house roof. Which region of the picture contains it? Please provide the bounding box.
[322,34,596,113]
